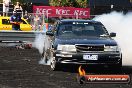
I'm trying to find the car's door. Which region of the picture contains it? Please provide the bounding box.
[20,19,32,31]
[0,18,12,30]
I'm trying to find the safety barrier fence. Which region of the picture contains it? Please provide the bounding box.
[0,30,45,42]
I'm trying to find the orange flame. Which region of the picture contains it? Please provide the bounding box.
[78,65,86,76]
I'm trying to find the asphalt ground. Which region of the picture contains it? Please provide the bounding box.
[0,46,132,88]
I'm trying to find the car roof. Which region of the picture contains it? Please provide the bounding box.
[0,16,10,19]
[0,16,25,20]
[0,16,29,24]
[59,19,101,23]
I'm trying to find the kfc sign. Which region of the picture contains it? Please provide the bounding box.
[33,6,90,18]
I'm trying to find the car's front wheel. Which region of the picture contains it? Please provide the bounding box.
[50,52,60,71]
[108,60,122,73]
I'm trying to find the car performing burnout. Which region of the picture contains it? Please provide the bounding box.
[44,19,122,71]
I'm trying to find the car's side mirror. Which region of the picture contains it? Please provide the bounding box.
[110,32,116,37]
[46,31,54,36]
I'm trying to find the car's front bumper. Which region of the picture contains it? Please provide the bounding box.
[54,51,122,65]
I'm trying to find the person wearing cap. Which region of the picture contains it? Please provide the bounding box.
[10,11,22,31]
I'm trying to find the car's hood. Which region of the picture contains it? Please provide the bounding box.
[54,37,117,47]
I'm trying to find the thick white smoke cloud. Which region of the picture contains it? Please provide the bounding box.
[33,33,51,65]
[33,34,45,54]
[94,11,132,66]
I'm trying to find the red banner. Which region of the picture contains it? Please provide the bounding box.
[33,6,90,18]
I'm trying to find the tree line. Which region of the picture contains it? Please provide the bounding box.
[49,0,88,8]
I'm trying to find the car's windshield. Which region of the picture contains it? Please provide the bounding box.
[57,22,109,38]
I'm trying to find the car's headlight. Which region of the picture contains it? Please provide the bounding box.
[104,46,120,51]
[57,44,76,52]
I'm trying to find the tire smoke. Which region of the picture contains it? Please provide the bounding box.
[94,11,132,66]
[33,33,45,54]
[33,33,51,65]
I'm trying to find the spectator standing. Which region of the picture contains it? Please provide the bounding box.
[10,11,22,31]
[3,0,10,16]
[34,15,40,31]
[14,2,23,17]
[24,13,30,22]
[29,14,34,25]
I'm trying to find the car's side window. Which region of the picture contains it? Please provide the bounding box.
[2,19,11,25]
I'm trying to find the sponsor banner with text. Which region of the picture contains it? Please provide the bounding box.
[78,75,130,84]
[33,6,90,18]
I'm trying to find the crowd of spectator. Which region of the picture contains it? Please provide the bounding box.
[2,0,72,31]
[3,0,23,17]
[2,0,47,31]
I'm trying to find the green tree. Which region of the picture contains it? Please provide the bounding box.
[76,0,87,8]
[0,0,2,3]
[49,0,88,8]
[11,0,26,4]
